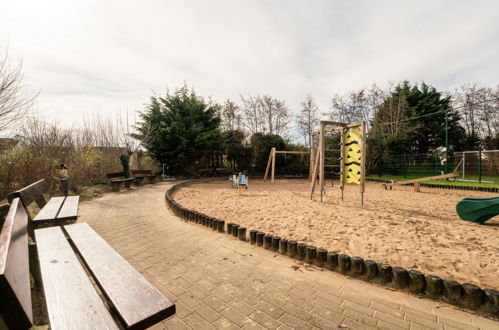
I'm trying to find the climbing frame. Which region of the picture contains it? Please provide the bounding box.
[310,121,366,205]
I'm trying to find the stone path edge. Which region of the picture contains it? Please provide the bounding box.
[166,179,499,320]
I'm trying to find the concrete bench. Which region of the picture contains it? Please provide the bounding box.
[106,172,135,192]
[8,179,79,227]
[0,198,175,329]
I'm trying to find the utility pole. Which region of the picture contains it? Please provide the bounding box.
[445,108,449,174]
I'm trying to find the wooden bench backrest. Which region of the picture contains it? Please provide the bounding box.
[106,172,126,179]
[7,179,48,209]
[0,198,33,328]
[131,170,152,175]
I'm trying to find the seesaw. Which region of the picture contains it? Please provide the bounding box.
[383,173,459,192]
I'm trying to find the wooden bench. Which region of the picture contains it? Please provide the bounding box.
[106,172,135,192]
[0,198,175,329]
[7,179,79,227]
[215,167,232,177]
[198,168,215,177]
[131,169,157,185]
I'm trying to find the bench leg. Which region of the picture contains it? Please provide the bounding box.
[125,180,133,188]
[135,177,144,186]
[111,182,121,192]
[148,177,156,184]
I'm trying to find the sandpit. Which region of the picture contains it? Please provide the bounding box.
[174,179,499,289]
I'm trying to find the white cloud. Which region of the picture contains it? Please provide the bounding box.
[0,0,497,129]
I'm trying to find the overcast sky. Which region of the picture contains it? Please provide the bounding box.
[1,0,498,134]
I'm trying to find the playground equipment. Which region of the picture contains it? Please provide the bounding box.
[263,149,310,183]
[383,173,459,192]
[310,121,366,205]
[229,173,249,195]
[456,196,499,224]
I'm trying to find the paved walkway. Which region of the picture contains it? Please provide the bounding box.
[79,182,498,330]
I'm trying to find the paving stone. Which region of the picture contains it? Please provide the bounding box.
[278,312,313,329]
[310,305,344,324]
[405,313,444,330]
[280,302,311,322]
[183,312,208,327]
[202,295,229,313]
[315,290,344,305]
[174,301,193,319]
[260,292,287,308]
[194,303,221,323]
[242,321,266,329]
[377,319,408,330]
[212,316,240,330]
[370,297,402,310]
[374,310,410,329]
[196,278,218,292]
[341,292,372,308]
[221,306,253,328]
[402,306,437,322]
[342,300,374,316]
[342,308,378,327]
[339,317,377,330]
[249,310,282,329]
[188,285,210,300]
[227,299,256,316]
[309,314,342,329]
[255,301,285,319]
[178,292,201,309]
[162,315,189,330]
[372,302,405,318]
[437,316,478,330]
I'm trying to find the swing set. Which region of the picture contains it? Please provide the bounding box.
[263,148,310,183]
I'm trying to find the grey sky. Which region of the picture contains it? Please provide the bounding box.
[1,0,498,132]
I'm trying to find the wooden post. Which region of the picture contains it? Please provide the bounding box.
[309,134,315,181]
[263,148,274,182]
[271,147,276,183]
[319,122,325,202]
[339,128,345,201]
[360,121,366,206]
[310,142,321,199]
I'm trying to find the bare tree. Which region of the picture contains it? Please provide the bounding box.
[296,94,319,147]
[240,94,289,136]
[452,83,499,144]
[327,84,385,130]
[240,95,263,134]
[218,99,242,131]
[0,51,37,132]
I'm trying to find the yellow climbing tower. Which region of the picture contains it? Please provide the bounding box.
[343,126,362,184]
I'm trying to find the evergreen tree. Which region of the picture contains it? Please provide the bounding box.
[135,85,225,174]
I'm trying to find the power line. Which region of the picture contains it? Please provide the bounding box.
[375,97,498,127]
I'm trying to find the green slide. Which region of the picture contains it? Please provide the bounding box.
[456,196,499,224]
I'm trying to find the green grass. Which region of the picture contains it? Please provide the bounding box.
[366,174,499,188]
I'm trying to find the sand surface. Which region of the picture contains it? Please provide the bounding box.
[175,179,499,289]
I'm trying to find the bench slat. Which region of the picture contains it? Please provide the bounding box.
[33,197,65,223]
[7,179,48,208]
[35,226,118,329]
[65,223,175,329]
[0,198,32,329]
[57,196,79,221]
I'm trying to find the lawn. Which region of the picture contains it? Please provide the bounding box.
[366,174,499,188]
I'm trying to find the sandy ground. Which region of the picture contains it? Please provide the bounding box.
[175,179,499,290]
